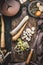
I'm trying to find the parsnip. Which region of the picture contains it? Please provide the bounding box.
[26,49,34,64]
[1,16,5,48]
[10,15,29,35]
[12,22,27,41]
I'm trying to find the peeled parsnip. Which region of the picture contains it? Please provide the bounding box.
[10,15,29,35]
[26,49,34,64]
[12,22,27,41]
[1,16,5,48]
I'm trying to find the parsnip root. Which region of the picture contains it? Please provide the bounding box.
[1,16,5,48]
[26,49,34,64]
[12,22,27,41]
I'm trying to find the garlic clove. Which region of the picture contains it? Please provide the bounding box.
[26,28,31,34]
[39,6,43,12]
[22,36,25,39]
[26,37,31,42]
[22,35,27,39]
[36,2,40,7]
[23,31,27,36]
[31,31,35,34]
[31,27,35,31]
[28,33,32,37]
[23,31,26,34]
[26,32,29,36]
[23,33,26,36]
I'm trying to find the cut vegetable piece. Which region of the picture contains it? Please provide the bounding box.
[1,16,5,48]
[10,15,29,35]
[12,22,27,41]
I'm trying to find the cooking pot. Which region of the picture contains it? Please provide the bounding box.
[1,0,20,16]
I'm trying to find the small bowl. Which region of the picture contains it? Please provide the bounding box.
[28,0,43,19]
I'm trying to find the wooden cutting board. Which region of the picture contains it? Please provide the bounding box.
[11,7,38,62]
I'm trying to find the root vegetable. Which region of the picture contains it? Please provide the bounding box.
[12,22,27,41]
[10,15,29,35]
[26,49,34,64]
[1,16,5,48]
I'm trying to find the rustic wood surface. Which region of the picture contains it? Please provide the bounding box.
[11,7,38,62]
